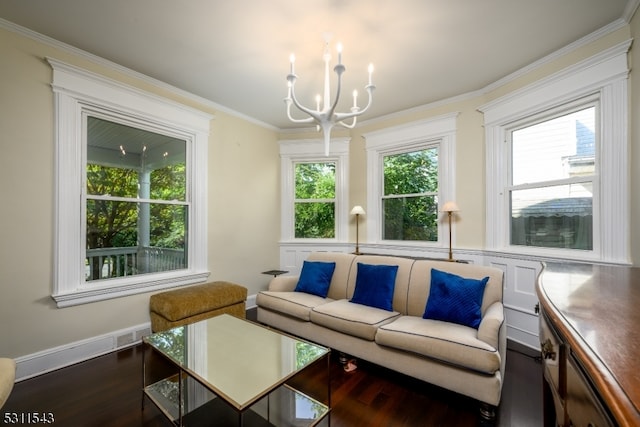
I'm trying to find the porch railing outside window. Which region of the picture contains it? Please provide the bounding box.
[85,247,186,281]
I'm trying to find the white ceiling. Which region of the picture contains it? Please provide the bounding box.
[0,0,634,130]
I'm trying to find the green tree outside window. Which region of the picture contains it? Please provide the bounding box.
[382,148,439,241]
[294,162,336,238]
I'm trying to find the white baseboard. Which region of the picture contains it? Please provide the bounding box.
[246,293,257,310]
[15,322,151,382]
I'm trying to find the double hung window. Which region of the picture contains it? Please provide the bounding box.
[85,115,189,281]
[294,162,336,239]
[481,42,630,263]
[50,59,211,307]
[279,139,349,242]
[508,102,596,251]
[382,147,439,241]
[365,115,457,246]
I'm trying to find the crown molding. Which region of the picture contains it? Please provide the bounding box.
[0,17,278,132]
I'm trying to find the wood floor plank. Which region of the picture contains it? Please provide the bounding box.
[2,345,542,426]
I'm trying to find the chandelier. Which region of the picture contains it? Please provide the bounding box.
[285,40,375,156]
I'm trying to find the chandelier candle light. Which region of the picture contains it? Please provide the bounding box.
[285,40,375,156]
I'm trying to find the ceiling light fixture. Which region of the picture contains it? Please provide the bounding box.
[285,38,375,156]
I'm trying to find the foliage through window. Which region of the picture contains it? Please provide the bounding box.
[294,162,336,238]
[382,148,439,241]
[85,116,188,281]
[509,105,595,250]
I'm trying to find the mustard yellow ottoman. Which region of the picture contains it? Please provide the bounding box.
[149,281,247,332]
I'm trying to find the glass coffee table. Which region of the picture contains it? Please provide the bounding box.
[142,314,330,426]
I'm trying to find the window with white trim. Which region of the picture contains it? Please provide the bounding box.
[365,115,457,246]
[382,146,439,241]
[280,139,349,242]
[508,99,596,251]
[49,58,212,307]
[480,41,630,263]
[294,161,336,238]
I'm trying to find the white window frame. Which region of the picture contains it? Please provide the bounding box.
[49,58,212,307]
[279,138,349,242]
[364,114,458,246]
[479,40,631,264]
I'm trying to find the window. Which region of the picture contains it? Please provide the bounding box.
[49,58,212,307]
[365,115,457,246]
[279,138,349,242]
[509,103,595,250]
[382,147,439,241]
[480,41,630,263]
[294,162,336,238]
[85,115,189,281]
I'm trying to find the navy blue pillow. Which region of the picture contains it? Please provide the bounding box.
[423,268,488,329]
[294,261,336,297]
[350,263,399,311]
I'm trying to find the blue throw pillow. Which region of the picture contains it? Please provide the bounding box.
[423,268,488,329]
[350,263,399,311]
[294,261,336,297]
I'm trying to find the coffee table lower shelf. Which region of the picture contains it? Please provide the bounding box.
[144,374,330,427]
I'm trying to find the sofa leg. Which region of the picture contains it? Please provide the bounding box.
[479,402,496,422]
[338,352,348,365]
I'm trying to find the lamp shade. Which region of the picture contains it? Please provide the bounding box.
[441,201,459,212]
[350,205,366,215]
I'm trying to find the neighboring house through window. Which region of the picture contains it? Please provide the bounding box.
[509,101,596,251]
[49,58,212,307]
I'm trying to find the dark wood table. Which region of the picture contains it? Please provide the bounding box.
[537,262,640,426]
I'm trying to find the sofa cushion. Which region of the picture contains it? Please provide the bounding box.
[350,263,398,311]
[256,291,333,321]
[376,316,501,374]
[294,260,336,297]
[310,299,400,341]
[423,269,488,329]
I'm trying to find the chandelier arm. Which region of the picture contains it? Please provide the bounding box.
[288,82,323,122]
[336,117,358,129]
[333,85,375,123]
[285,99,316,124]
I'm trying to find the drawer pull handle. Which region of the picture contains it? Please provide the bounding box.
[541,338,556,360]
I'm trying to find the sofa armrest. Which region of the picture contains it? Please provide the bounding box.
[477,301,504,350]
[268,275,299,292]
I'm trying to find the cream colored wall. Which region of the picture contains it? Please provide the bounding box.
[330,24,635,257]
[0,27,280,359]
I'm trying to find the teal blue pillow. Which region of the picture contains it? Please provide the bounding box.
[294,261,336,297]
[423,268,488,329]
[350,263,399,311]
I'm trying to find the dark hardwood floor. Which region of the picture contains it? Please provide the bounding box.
[3,341,542,427]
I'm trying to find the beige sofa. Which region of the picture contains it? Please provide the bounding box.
[256,252,506,419]
[0,358,16,409]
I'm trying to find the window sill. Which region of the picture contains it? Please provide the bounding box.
[51,270,210,308]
